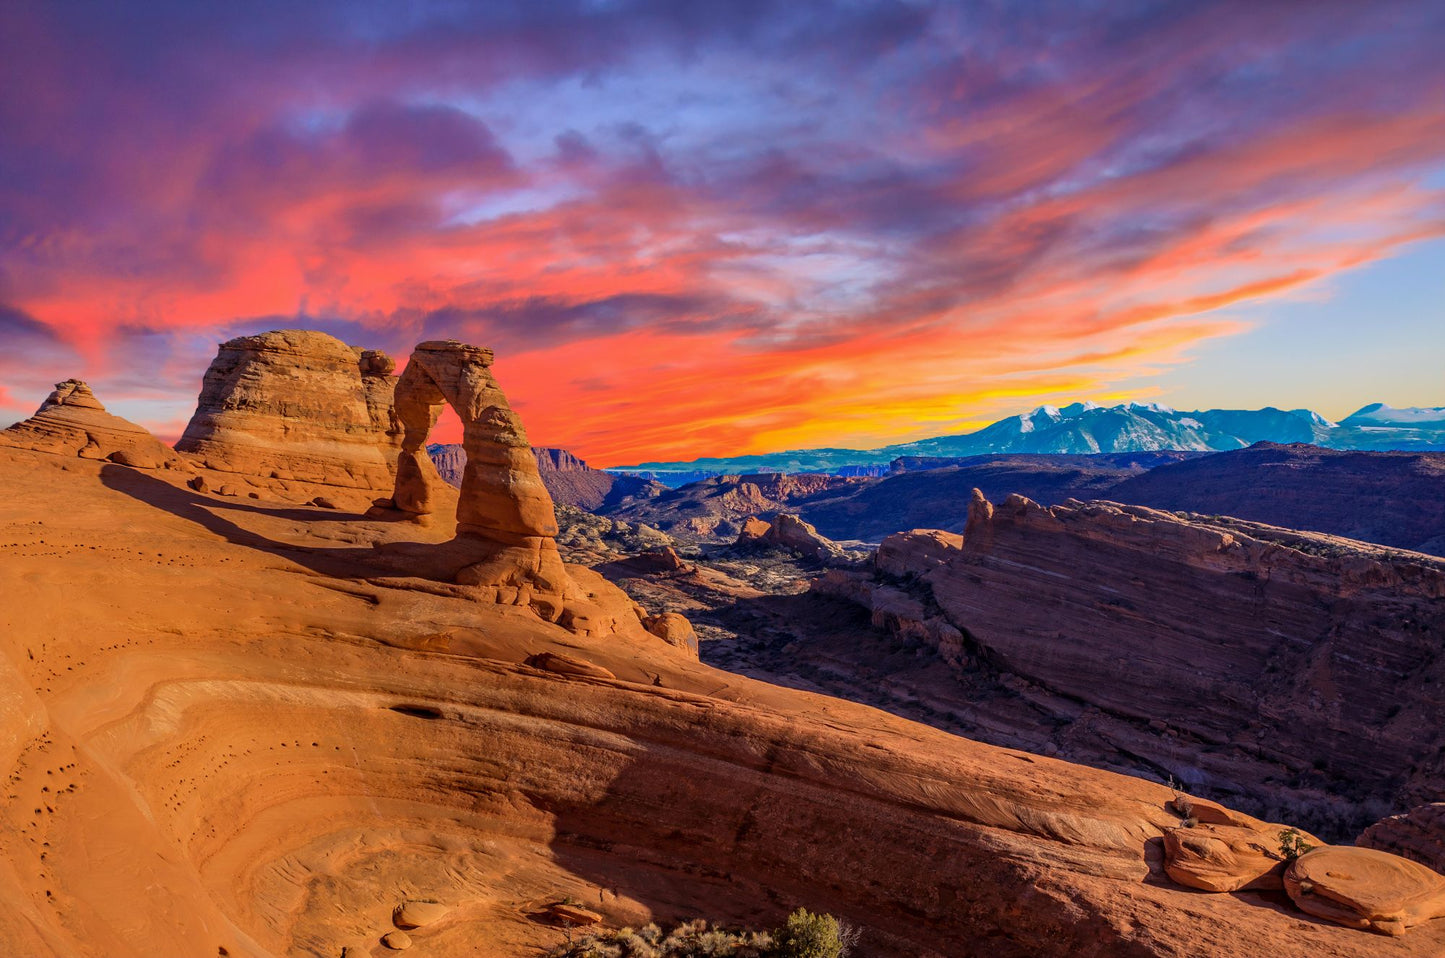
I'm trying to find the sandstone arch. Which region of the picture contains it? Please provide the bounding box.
[390,340,571,615]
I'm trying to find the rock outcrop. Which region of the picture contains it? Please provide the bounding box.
[1110,443,1445,557]
[1284,846,1445,936]
[604,472,862,541]
[818,490,1445,838]
[387,341,691,641]
[0,380,185,469]
[734,513,844,560]
[1360,805,1445,876]
[176,330,401,489]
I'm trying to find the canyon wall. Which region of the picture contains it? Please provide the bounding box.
[819,491,1445,835]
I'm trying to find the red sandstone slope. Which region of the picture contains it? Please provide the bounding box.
[0,457,1435,953]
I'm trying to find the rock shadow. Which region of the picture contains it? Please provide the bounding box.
[98,465,483,585]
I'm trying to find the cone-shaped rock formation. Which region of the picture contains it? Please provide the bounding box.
[0,380,184,469]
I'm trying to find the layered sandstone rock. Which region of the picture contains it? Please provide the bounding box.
[1284,846,1445,936]
[734,513,844,560]
[387,341,692,641]
[5,445,1441,956]
[176,330,401,489]
[819,490,1445,837]
[0,380,185,469]
[1360,805,1445,875]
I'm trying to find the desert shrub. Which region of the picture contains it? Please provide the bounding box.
[1278,828,1314,861]
[772,909,856,958]
[546,909,853,958]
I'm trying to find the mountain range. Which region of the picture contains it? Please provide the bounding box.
[616,401,1445,483]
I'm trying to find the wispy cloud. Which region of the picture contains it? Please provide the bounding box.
[1,1,1441,462]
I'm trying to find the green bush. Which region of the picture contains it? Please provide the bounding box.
[1278,827,1314,861]
[772,909,856,958]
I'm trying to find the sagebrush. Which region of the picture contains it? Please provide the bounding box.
[546,908,858,958]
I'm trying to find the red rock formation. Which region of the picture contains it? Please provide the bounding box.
[820,490,1445,836]
[0,380,186,469]
[605,472,862,541]
[176,330,401,488]
[2,431,1443,954]
[1360,805,1445,876]
[734,513,844,560]
[1285,846,1445,936]
[387,340,694,643]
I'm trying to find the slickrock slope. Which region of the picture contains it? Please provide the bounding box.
[819,492,1445,838]
[0,379,186,469]
[176,330,401,489]
[428,443,667,511]
[2,448,1440,957]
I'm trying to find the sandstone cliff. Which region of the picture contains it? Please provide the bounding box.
[1361,805,1445,876]
[176,329,401,489]
[818,491,1445,838]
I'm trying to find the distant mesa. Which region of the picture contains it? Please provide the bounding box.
[428,442,666,511]
[175,329,402,489]
[0,379,185,470]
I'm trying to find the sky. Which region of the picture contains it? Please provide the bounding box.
[1,1,1442,466]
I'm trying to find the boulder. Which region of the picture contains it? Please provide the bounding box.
[735,513,843,560]
[392,900,449,929]
[1284,845,1445,935]
[380,929,412,950]
[875,529,963,578]
[547,903,603,926]
[643,612,699,656]
[176,330,401,489]
[627,546,694,575]
[0,380,183,469]
[1162,822,1289,892]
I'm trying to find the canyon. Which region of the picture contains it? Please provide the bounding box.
[0,329,1441,956]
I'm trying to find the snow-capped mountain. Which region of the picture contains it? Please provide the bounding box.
[614,400,1445,483]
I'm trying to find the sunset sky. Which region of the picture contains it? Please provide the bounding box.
[1,1,1442,465]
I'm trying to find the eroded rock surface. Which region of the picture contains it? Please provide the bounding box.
[0,446,1441,956]
[818,490,1445,837]
[1285,846,1445,936]
[387,341,693,641]
[176,330,401,488]
[735,513,845,560]
[1360,805,1445,876]
[0,380,185,469]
